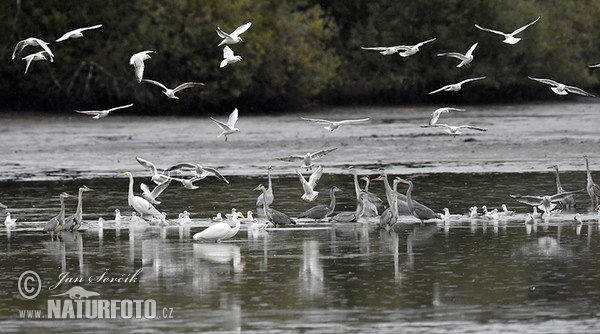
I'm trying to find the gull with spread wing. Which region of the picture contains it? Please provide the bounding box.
[361,37,436,57]
[142,79,204,99]
[528,77,595,97]
[220,46,243,68]
[56,24,103,42]
[437,42,478,67]
[210,108,240,141]
[22,51,53,74]
[140,178,171,205]
[421,123,487,137]
[164,163,229,184]
[277,148,337,170]
[12,37,54,60]
[475,17,540,45]
[428,77,486,94]
[75,103,133,119]
[129,50,154,82]
[300,117,370,131]
[428,107,466,125]
[510,191,582,215]
[136,156,171,184]
[216,21,252,46]
[297,165,323,202]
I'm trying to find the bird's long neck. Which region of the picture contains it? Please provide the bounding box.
[381,174,394,208]
[586,159,593,185]
[261,188,271,219]
[405,181,415,212]
[352,171,361,201]
[267,169,272,189]
[391,182,399,217]
[127,174,135,206]
[75,188,84,219]
[553,168,564,192]
[364,178,370,192]
[327,188,337,215]
[232,214,241,232]
[59,196,67,224]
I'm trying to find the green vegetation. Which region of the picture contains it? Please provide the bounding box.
[1,0,599,114]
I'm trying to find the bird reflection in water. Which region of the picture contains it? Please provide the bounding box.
[300,240,324,300]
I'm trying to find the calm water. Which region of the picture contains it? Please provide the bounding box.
[2,171,600,333]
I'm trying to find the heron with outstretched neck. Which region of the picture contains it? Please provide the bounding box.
[548,165,576,208]
[397,178,441,223]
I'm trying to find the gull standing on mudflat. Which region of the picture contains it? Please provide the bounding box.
[142,79,204,99]
[12,37,54,60]
[428,77,486,94]
[22,51,53,74]
[210,108,240,141]
[360,38,436,57]
[528,77,595,97]
[475,17,540,44]
[300,117,370,131]
[216,21,252,46]
[428,107,466,125]
[55,24,103,42]
[75,103,133,119]
[129,50,154,82]
[437,42,478,67]
[277,148,338,170]
[421,123,487,137]
[220,46,243,68]
[164,163,229,184]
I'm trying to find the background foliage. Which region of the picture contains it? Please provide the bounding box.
[1,0,600,115]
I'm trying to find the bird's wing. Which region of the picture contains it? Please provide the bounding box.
[564,85,595,97]
[215,26,230,39]
[12,40,26,59]
[460,77,486,85]
[223,45,234,58]
[308,165,323,189]
[311,147,337,159]
[55,32,73,42]
[549,190,582,202]
[360,46,391,51]
[150,179,172,198]
[465,42,478,57]
[74,110,100,116]
[458,125,487,131]
[511,17,540,35]
[337,118,370,124]
[589,63,600,68]
[79,24,103,32]
[210,117,231,131]
[231,21,252,37]
[301,117,332,125]
[474,24,507,36]
[136,156,158,174]
[437,52,466,60]
[226,108,239,128]
[107,104,134,112]
[296,169,309,187]
[172,82,204,93]
[142,79,168,90]
[277,155,304,162]
[36,39,54,57]
[528,77,559,86]
[203,167,230,184]
[509,195,543,206]
[428,85,450,94]
[164,163,196,172]
[415,38,436,47]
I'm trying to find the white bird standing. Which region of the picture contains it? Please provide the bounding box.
[297,165,323,202]
[142,79,204,99]
[129,50,154,82]
[193,211,242,242]
[140,178,171,205]
[220,46,243,68]
[74,103,133,119]
[118,172,161,219]
[428,77,486,94]
[210,108,240,141]
[4,212,16,229]
[21,51,53,74]
[475,17,540,45]
[276,148,337,170]
[360,37,436,57]
[428,107,466,125]
[300,117,370,131]
[216,21,252,46]
[12,37,54,60]
[437,42,478,67]
[528,77,595,97]
[114,208,132,225]
[55,24,103,42]
[421,123,487,137]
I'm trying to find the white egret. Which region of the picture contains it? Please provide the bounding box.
[193,212,242,242]
[118,172,161,219]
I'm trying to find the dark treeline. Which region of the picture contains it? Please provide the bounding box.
[2,0,600,115]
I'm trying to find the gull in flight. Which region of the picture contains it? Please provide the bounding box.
[428,77,486,94]
[277,148,337,170]
[136,156,171,184]
[437,42,478,67]
[216,21,252,46]
[475,17,540,45]
[421,123,487,137]
[360,38,436,57]
[142,79,204,99]
[12,37,54,60]
[164,163,229,184]
[74,103,133,119]
[428,107,466,125]
[56,24,103,42]
[140,178,171,205]
[297,165,323,202]
[220,46,243,68]
[210,108,240,141]
[129,50,154,82]
[510,191,582,215]
[589,63,600,68]
[528,77,595,97]
[300,117,370,131]
[22,51,53,74]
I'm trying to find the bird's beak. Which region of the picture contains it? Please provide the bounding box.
[64,193,74,198]
[371,176,383,181]
[396,177,408,183]
[238,213,245,219]
[252,185,262,191]
[117,173,127,177]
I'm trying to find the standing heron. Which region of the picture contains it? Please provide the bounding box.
[548,165,576,208]
[256,166,274,207]
[298,186,343,222]
[372,170,411,215]
[397,179,441,223]
[360,176,384,209]
[64,185,95,232]
[378,178,401,229]
[42,192,73,235]
[253,184,296,226]
[584,156,600,207]
[118,172,161,219]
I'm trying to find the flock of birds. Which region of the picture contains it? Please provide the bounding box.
[5,16,600,242]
